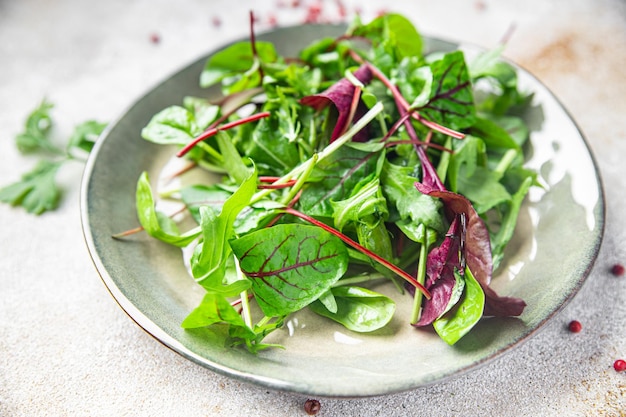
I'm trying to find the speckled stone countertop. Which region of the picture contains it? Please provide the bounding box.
[1,0,625,415]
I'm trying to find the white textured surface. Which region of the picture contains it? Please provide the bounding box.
[1,0,625,416]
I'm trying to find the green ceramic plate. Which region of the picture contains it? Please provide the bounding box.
[80,24,604,397]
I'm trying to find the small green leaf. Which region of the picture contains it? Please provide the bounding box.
[66,120,107,155]
[310,286,396,332]
[353,13,423,60]
[135,172,201,247]
[215,131,251,184]
[182,96,220,130]
[0,160,62,214]
[200,41,278,92]
[15,99,59,154]
[433,267,485,345]
[331,178,388,231]
[230,224,349,317]
[380,161,445,234]
[182,292,250,330]
[141,105,201,146]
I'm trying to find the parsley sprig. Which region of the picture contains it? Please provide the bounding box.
[0,99,106,214]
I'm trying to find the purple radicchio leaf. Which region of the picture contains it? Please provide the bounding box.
[300,64,372,142]
[415,181,526,317]
[415,215,462,326]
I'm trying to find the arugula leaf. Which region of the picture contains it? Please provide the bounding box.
[309,286,396,332]
[14,99,59,154]
[0,160,62,214]
[230,223,349,317]
[190,169,257,287]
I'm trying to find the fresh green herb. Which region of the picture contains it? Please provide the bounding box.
[122,12,538,351]
[0,100,106,214]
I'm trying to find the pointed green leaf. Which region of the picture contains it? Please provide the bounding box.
[192,169,258,287]
[181,292,250,330]
[433,267,485,345]
[135,172,200,247]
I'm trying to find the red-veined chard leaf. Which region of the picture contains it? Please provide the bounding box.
[309,286,396,332]
[135,172,201,247]
[229,224,349,317]
[416,215,464,326]
[300,64,372,142]
[413,51,476,130]
[432,266,485,345]
[414,181,526,317]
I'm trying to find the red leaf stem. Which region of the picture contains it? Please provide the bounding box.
[248,11,264,82]
[257,180,298,189]
[283,207,431,299]
[176,111,271,157]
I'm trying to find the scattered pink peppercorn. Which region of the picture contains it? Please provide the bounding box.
[267,13,278,27]
[611,263,625,276]
[149,33,161,44]
[304,398,321,415]
[568,320,582,333]
[614,359,626,372]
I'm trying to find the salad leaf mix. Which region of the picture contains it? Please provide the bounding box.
[129,12,538,352]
